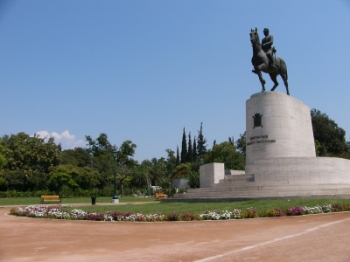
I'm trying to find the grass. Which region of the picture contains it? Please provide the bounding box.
[64,198,350,216]
[0,196,157,206]
[4,197,350,216]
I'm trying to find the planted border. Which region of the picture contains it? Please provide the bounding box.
[9,203,350,222]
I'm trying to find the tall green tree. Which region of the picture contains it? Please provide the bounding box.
[165,149,177,176]
[176,146,180,166]
[197,122,207,159]
[192,136,197,161]
[114,140,138,196]
[0,140,7,170]
[181,128,187,163]
[2,132,60,191]
[48,165,80,195]
[142,158,167,187]
[116,140,137,167]
[84,133,118,185]
[187,132,193,163]
[205,141,245,170]
[60,147,91,167]
[85,133,116,157]
[235,132,246,156]
[311,109,348,156]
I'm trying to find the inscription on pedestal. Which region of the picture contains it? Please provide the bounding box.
[247,135,276,146]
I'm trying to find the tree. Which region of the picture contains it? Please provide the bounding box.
[60,147,91,167]
[116,140,137,167]
[0,140,7,170]
[113,140,138,196]
[116,166,134,197]
[143,158,168,187]
[176,146,180,166]
[181,128,187,163]
[186,171,199,188]
[311,109,348,156]
[86,133,116,157]
[187,132,193,163]
[205,141,245,170]
[2,132,60,191]
[235,132,246,155]
[172,163,192,177]
[48,165,80,195]
[197,122,207,158]
[48,165,100,193]
[165,149,177,175]
[192,136,197,161]
[84,133,117,183]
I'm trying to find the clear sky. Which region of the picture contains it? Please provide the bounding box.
[1,0,350,162]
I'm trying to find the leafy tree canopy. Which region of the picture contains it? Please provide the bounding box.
[205,141,245,170]
[2,132,60,176]
[311,109,348,156]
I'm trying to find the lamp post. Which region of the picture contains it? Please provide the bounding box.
[112,150,119,204]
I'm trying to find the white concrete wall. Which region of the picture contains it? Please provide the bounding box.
[246,92,316,165]
[245,157,350,186]
[200,163,225,188]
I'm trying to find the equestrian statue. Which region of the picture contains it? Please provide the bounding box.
[250,28,290,95]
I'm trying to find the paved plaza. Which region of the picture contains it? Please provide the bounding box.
[1,206,350,261]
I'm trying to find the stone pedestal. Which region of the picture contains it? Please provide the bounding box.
[200,163,225,188]
[172,91,350,201]
[246,92,316,165]
[111,199,119,204]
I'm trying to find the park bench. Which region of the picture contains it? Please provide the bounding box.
[155,193,168,199]
[40,195,61,204]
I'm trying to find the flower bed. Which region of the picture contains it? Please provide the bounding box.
[9,203,350,222]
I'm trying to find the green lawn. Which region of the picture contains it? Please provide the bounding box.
[0,196,156,206]
[3,197,350,216]
[66,199,350,215]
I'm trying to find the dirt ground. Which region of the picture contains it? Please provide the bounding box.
[1,206,350,262]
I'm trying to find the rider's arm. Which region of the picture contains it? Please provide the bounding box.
[262,36,274,47]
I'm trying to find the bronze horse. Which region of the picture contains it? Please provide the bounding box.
[250,28,290,95]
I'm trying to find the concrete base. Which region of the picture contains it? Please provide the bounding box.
[173,92,350,201]
[111,199,119,204]
[200,163,225,188]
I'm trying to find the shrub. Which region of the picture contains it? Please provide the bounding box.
[342,204,350,211]
[331,203,343,212]
[181,213,199,221]
[262,209,278,217]
[275,209,286,217]
[167,212,180,221]
[286,206,307,216]
[244,207,257,218]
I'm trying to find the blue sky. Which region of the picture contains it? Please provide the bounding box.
[1,0,350,162]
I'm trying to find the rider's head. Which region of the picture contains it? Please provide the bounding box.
[263,28,269,36]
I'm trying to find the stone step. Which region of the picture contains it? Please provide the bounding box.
[221,174,255,183]
[174,183,350,199]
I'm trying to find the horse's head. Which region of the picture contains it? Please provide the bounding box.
[250,28,259,45]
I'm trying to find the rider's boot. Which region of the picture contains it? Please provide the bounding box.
[268,54,277,69]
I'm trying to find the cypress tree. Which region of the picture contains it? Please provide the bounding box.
[193,136,197,161]
[181,128,187,163]
[197,122,207,158]
[187,132,193,162]
[176,146,180,166]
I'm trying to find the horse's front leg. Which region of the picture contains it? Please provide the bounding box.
[252,68,265,92]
